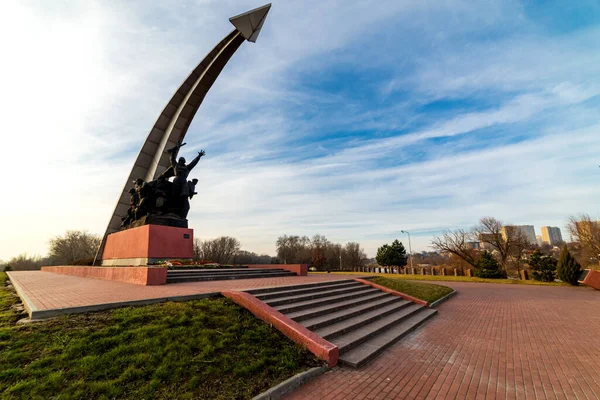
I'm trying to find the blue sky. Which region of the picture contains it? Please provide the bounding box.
[1,0,599,260]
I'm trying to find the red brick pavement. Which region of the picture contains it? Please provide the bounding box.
[7,271,361,311]
[285,282,600,400]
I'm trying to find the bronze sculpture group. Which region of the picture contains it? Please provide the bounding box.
[120,143,204,229]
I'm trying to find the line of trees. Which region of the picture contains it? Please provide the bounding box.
[192,236,278,265]
[1,230,101,271]
[193,236,241,264]
[430,215,595,283]
[275,234,367,270]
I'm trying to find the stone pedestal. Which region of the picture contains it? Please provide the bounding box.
[102,224,194,266]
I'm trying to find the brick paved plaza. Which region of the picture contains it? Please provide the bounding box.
[7,271,362,317]
[8,272,600,399]
[285,282,600,400]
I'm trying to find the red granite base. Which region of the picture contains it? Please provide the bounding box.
[102,224,194,265]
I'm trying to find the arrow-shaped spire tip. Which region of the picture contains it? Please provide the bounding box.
[229,3,271,43]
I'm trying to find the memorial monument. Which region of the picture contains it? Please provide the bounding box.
[95,4,272,265]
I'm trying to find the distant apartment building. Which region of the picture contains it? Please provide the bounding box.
[478,233,499,250]
[541,226,563,246]
[536,235,544,247]
[502,225,536,246]
[466,241,480,250]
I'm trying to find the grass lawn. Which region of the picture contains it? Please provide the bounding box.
[370,277,454,303]
[311,271,569,286]
[0,273,320,400]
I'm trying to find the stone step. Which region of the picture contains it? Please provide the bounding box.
[167,268,252,273]
[286,292,394,322]
[332,304,427,354]
[246,279,355,295]
[273,288,380,314]
[166,271,296,283]
[169,265,249,270]
[314,300,415,340]
[167,269,288,276]
[254,281,363,300]
[338,309,438,368]
[264,285,372,307]
[301,297,410,331]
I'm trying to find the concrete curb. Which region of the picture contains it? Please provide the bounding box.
[252,366,329,400]
[6,272,39,317]
[429,289,457,308]
[5,274,221,320]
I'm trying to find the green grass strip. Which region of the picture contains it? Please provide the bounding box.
[312,271,569,286]
[370,277,454,303]
[0,273,320,400]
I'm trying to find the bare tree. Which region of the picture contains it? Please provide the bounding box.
[232,250,274,265]
[325,242,342,270]
[276,235,311,264]
[508,233,529,275]
[49,230,101,265]
[567,214,600,261]
[311,234,330,269]
[344,242,367,271]
[2,254,51,271]
[195,236,241,264]
[431,229,478,268]
[474,217,528,271]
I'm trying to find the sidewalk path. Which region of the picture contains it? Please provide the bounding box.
[285,281,600,400]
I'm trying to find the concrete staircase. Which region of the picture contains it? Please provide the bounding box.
[166,268,296,283]
[246,279,437,368]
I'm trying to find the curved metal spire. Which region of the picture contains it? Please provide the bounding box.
[94,4,271,264]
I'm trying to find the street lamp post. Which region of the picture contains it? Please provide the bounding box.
[401,230,413,272]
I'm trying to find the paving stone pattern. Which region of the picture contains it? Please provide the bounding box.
[7,271,363,311]
[285,282,600,400]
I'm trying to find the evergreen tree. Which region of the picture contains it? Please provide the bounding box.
[376,240,407,267]
[528,249,557,282]
[475,250,503,278]
[557,245,581,285]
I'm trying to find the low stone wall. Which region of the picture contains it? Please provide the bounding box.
[581,269,600,290]
[247,264,308,276]
[41,266,168,285]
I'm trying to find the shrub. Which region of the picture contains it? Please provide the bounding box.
[72,257,95,266]
[557,246,581,285]
[474,251,504,279]
[528,250,557,282]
